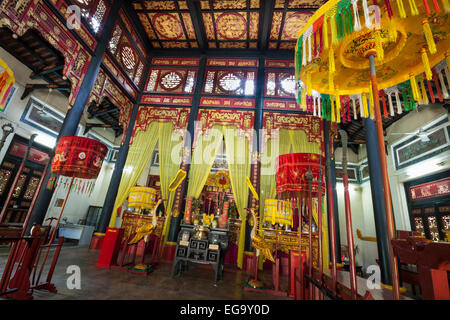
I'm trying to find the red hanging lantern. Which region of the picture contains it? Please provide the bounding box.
[52,136,108,179]
[275,153,325,195]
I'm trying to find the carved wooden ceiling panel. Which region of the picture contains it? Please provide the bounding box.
[131,0,324,51]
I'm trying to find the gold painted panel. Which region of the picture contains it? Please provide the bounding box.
[214,12,248,41]
[202,13,215,40]
[143,1,176,10]
[281,11,312,41]
[148,12,186,40]
[270,11,283,40]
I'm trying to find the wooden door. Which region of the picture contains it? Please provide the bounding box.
[0,135,49,225]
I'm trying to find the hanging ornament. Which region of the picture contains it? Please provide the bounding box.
[336,95,342,123]
[408,0,419,15]
[396,0,407,17]
[323,14,329,49]
[421,47,433,80]
[422,19,437,54]
[362,92,369,118]
[409,74,421,102]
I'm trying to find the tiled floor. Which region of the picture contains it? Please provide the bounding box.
[1,245,292,300]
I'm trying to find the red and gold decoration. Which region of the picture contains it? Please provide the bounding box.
[133,3,198,49]
[207,58,259,68]
[202,69,257,96]
[141,95,193,106]
[0,0,93,108]
[200,97,256,109]
[89,68,135,140]
[151,57,200,66]
[262,112,324,153]
[51,136,107,181]
[0,57,14,111]
[146,67,198,94]
[196,109,254,140]
[409,177,450,200]
[276,153,326,195]
[201,5,260,49]
[132,106,190,144]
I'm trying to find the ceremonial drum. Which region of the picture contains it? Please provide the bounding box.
[263,199,293,227]
[275,153,325,196]
[128,187,158,209]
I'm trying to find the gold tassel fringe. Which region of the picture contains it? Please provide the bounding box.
[323,17,329,49]
[331,98,336,122]
[374,29,384,61]
[336,95,341,123]
[396,0,407,18]
[330,15,338,45]
[419,78,429,104]
[408,0,419,15]
[423,19,437,54]
[442,0,450,12]
[421,48,433,80]
[362,92,369,118]
[329,47,335,74]
[410,75,420,102]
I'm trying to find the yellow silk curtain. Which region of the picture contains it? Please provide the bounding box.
[159,122,184,249]
[312,197,330,271]
[185,125,251,269]
[109,122,159,227]
[223,126,251,270]
[186,124,224,199]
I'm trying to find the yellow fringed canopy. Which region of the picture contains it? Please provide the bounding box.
[295,0,450,96]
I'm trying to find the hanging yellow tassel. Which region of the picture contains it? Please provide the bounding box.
[374,29,384,61]
[301,88,307,110]
[419,77,429,104]
[307,73,312,96]
[441,0,450,12]
[335,95,341,123]
[422,19,437,54]
[331,97,336,122]
[387,16,398,43]
[421,48,433,80]
[329,47,335,74]
[329,72,335,92]
[330,15,338,45]
[396,0,407,18]
[408,0,419,15]
[362,92,369,118]
[323,16,329,50]
[369,85,375,119]
[410,75,420,102]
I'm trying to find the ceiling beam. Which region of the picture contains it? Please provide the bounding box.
[21,83,70,100]
[29,64,64,79]
[84,123,123,137]
[259,0,274,51]
[187,0,207,51]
